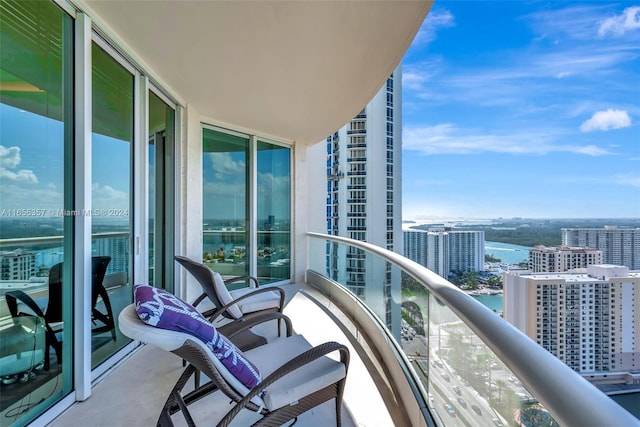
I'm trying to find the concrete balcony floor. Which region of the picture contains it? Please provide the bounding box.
[49,284,396,427]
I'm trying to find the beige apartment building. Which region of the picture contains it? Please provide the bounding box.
[504,265,640,375]
[529,245,603,273]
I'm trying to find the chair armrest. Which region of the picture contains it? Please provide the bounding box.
[224,275,260,288]
[224,312,293,339]
[218,341,350,427]
[191,292,208,310]
[6,290,46,319]
[209,286,286,319]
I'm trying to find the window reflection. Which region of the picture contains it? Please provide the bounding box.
[202,129,249,278]
[257,141,291,283]
[0,0,72,423]
[201,131,292,284]
[90,42,133,368]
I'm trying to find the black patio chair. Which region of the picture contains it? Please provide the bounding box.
[6,256,115,370]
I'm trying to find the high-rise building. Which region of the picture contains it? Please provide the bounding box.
[403,228,431,270]
[504,265,640,374]
[448,229,485,274]
[404,227,448,278]
[0,249,36,281]
[404,227,485,279]
[529,245,603,273]
[562,226,640,269]
[325,66,402,334]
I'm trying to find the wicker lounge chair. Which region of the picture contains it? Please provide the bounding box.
[174,255,285,337]
[174,255,285,318]
[119,285,349,427]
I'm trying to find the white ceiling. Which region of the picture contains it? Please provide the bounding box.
[82,0,432,144]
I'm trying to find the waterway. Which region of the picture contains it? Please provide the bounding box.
[485,240,530,265]
[472,293,503,314]
[611,392,640,420]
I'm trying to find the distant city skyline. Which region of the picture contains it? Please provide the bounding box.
[402,2,640,220]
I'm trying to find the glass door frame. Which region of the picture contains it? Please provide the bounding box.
[145,82,179,293]
[86,30,138,384]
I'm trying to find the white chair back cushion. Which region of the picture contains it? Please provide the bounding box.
[212,272,243,319]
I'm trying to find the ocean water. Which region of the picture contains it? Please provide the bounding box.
[485,241,530,265]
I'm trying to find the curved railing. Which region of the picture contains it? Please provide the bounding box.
[307,232,639,427]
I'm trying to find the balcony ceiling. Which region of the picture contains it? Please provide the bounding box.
[82,0,432,144]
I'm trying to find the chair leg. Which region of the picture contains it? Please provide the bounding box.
[336,378,346,427]
[43,329,62,371]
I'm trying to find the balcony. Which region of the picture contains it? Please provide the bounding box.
[1,2,638,425]
[38,233,637,426]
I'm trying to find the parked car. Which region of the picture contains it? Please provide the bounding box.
[456,397,467,408]
[453,386,461,395]
[471,405,482,415]
[443,403,456,417]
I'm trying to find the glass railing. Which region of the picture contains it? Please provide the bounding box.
[307,232,639,427]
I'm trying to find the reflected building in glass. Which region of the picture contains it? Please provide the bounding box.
[0,249,36,280]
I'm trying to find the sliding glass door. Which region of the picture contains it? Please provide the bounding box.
[1,0,179,422]
[0,1,73,423]
[90,42,133,368]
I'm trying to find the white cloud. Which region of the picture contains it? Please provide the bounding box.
[203,181,242,196]
[402,59,443,94]
[526,5,624,41]
[614,173,640,187]
[208,152,245,180]
[579,109,632,132]
[599,6,640,37]
[555,71,572,79]
[0,168,38,183]
[91,182,129,210]
[0,144,38,184]
[0,182,62,211]
[0,145,21,168]
[402,70,429,92]
[413,10,455,45]
[404,124,615,156]
[575,145,616,156]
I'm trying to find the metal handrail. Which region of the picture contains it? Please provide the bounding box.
[307,232,640,427]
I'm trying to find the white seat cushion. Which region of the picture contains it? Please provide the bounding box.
[229,287,281,314]
[245,334,347,411]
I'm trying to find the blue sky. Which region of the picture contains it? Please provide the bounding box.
[401,1,639,219]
